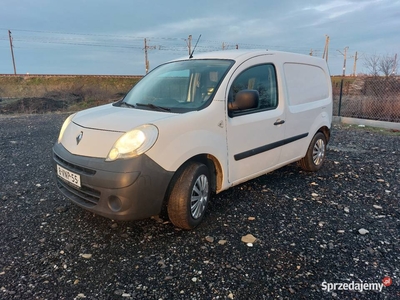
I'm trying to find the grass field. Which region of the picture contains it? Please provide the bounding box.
[0,75,141,113]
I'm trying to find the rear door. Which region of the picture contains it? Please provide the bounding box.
[226,57,285,184]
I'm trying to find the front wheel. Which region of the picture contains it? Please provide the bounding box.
[167,162,211,230]
[299,132,327,172]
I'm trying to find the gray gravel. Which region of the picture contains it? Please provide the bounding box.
[0,113,399,300]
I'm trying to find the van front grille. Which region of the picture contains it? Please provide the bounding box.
[54,153,96,176]
[57,178,100,207]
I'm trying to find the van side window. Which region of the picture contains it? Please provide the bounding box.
[228,64,278,116]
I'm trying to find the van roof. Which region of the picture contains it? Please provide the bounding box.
[174,49,326,64]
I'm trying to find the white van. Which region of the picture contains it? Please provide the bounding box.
[53,50,332,229]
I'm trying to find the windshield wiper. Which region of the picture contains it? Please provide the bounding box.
[136,103,171,112]
[119,101,135,108]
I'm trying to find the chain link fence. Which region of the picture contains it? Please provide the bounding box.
[332,76,400,123]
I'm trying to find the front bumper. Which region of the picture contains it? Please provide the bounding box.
[52,143,174,221]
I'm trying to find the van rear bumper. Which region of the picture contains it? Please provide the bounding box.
[52,143,174,221]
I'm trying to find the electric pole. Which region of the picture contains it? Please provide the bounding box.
[337,46,349,117]
[392,53,398,75]
[337,46,349,76]
[322,35,329,62]
[352,51,358,76]
[144,38,149,74]
[144,38,156,74]
[186,35,192,56]
[8,30,17,74]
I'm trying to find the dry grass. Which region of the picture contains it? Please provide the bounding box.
[0,76,141,114]
[333,76,400,122]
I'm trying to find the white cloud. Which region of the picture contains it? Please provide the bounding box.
[137,16,235,38]
[303,0,382,19]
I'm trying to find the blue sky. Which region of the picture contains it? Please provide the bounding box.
[0,0,399,75]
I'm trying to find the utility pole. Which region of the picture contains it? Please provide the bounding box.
[337,46,349,76]
[392,53,398,75]
[322,35,329,62]
[144,38,156,74]
[8,30,17,74]
[186,35,192,56]
[337,46,349,118]
[352,51,358,76]
[144,38,149,74]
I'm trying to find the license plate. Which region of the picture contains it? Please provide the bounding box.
[57,165,81,188]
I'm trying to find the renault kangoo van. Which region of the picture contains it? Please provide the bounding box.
[53,50,333,229]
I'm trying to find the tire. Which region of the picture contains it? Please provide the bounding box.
[299,132,327,172]
[167,162,210,230]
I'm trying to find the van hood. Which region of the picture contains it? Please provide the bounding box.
[72,103,175,132]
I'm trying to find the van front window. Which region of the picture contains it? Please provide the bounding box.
[121,59,234,113]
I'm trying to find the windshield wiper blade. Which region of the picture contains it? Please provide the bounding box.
[120,102,135,108]
[136,103,171,112]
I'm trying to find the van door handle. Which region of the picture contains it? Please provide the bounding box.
[274,119,285,125]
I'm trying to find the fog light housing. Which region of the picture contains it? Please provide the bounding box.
[108,196,122,212]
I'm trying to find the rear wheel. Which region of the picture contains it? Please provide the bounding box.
[167,162,210,230]
[299,132,327,172]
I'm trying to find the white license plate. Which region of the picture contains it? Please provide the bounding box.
[57,165,81,188]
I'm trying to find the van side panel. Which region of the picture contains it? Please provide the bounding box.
[280,62,332,163]
[284,63,330,105]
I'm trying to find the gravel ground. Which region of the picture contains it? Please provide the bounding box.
[0,113,399,300]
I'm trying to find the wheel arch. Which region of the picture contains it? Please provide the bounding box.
[181,154,223,194]
[166,154,222,194]
[317,126,331,144]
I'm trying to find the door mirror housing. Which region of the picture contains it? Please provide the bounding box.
[228,90,259,117]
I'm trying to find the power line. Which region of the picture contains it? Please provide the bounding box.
[1,28,343,74]
[2,28,325,55]
[1,28,189,43]
[10,38,144,49]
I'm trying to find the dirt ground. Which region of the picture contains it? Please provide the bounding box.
[0,113,399,299]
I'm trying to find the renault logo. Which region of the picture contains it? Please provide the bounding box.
[76,131,83,145]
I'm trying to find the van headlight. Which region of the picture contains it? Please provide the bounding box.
[58,113,76,144]
[106,124,158,161]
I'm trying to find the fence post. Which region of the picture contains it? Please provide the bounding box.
[338,78,343,116]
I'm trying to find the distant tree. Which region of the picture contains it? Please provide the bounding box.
[363,54,380,76]
[379,54,398,76]
[364,54,398,76]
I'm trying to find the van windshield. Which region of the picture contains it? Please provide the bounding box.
[121,59,234,113]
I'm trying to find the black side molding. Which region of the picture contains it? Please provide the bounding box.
[234,133,309,161]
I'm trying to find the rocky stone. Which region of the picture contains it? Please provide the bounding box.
[55,206,67,213]
[241,234,257,244]
[205,236,214,243]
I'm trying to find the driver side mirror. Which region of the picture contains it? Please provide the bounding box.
[228,90,259,116]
